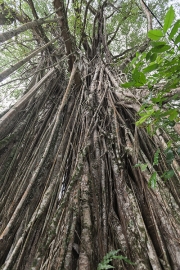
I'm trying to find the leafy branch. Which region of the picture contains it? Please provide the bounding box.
[97,249,134,269]
[122,6,180,135]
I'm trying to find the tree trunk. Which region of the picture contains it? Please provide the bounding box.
[0,55,180,269]
[0,1,180,269]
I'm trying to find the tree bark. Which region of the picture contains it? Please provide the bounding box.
[0,18,58,43]
[0,67,56,139]
[0,59,180,269]
[0,1,180,270]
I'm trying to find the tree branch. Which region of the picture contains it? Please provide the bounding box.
[0,2,29,25]
[140,0,152,31]
[53,0,76,71]
[0,18,58,43]
[26,0,51,45]
[0,38,57,82]
[0,67,56,138]
[53,0,81,86]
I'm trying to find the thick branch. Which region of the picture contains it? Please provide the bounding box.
[0,38,57,82]
[82,0,97,15]
[119,40,149,70]
[0,67,56,138]
[53,0,81,86]
[26,0,51,44]
[53,0,76,71]
[0,18,58,43]
[75,0,92,57]
[113,46,138,59]
[140,0,152,31]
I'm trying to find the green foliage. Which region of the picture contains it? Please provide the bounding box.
[169,20,180,39]
[97,250,134,270]
[122,6,180,189]
[153,149,160,165]
[122,6,180,136]
[162,169,175,180]
[164,148,174,164]
[163,6,175,33]
[148,172,157,188]
[143,63,159,73]
[177,147,180,155]
[0,0,173,115]
[148,29,164,41]
[134,144,179,188]
[136,107,154,126]
[134,163,148,171]
[174,34,180,45]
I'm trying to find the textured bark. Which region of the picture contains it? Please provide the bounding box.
[0,1,180,270]
[0,18,58,43]
[0,68,55,138]
[0,57,180,269]
[54,0,77,72]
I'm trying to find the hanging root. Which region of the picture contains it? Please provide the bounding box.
[0,59,180,270]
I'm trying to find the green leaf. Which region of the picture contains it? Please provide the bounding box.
[148,172,157,189]
[151,45,171,53]
[168,121,175,127]
[143,64,159,73]
[177,147,180,155]
[162,170,175,180]
[131,69,139,81]
[134,163,147,171]
[134,163,141,168]
[146,51,152,61]
[136,109,154,126]
[165,64,180,74]
[136,110,154,126]
[151,41,167,47]
[146,124,154,135]
[148,29,164,41]
[168,109,178,121]
[106,250,120,257]
[132,69,146,85]
[98,265,114,269]
[165,148,174,164]
[151,94,164,104]
[174,34,180,45]
[150,53,157,62]
[97,250,134,269]
[169,20,180,39]
[153,149,160,165]
[163,6,175,33]
[136,116,148,126]
[167,141,173,148]
[138,72,146,84]
[141,164,148,171]
[121,82,134,88]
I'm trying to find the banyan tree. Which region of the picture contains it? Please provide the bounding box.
[0,0,180,269]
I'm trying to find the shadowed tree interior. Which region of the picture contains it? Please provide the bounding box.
[0,0,180,269]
